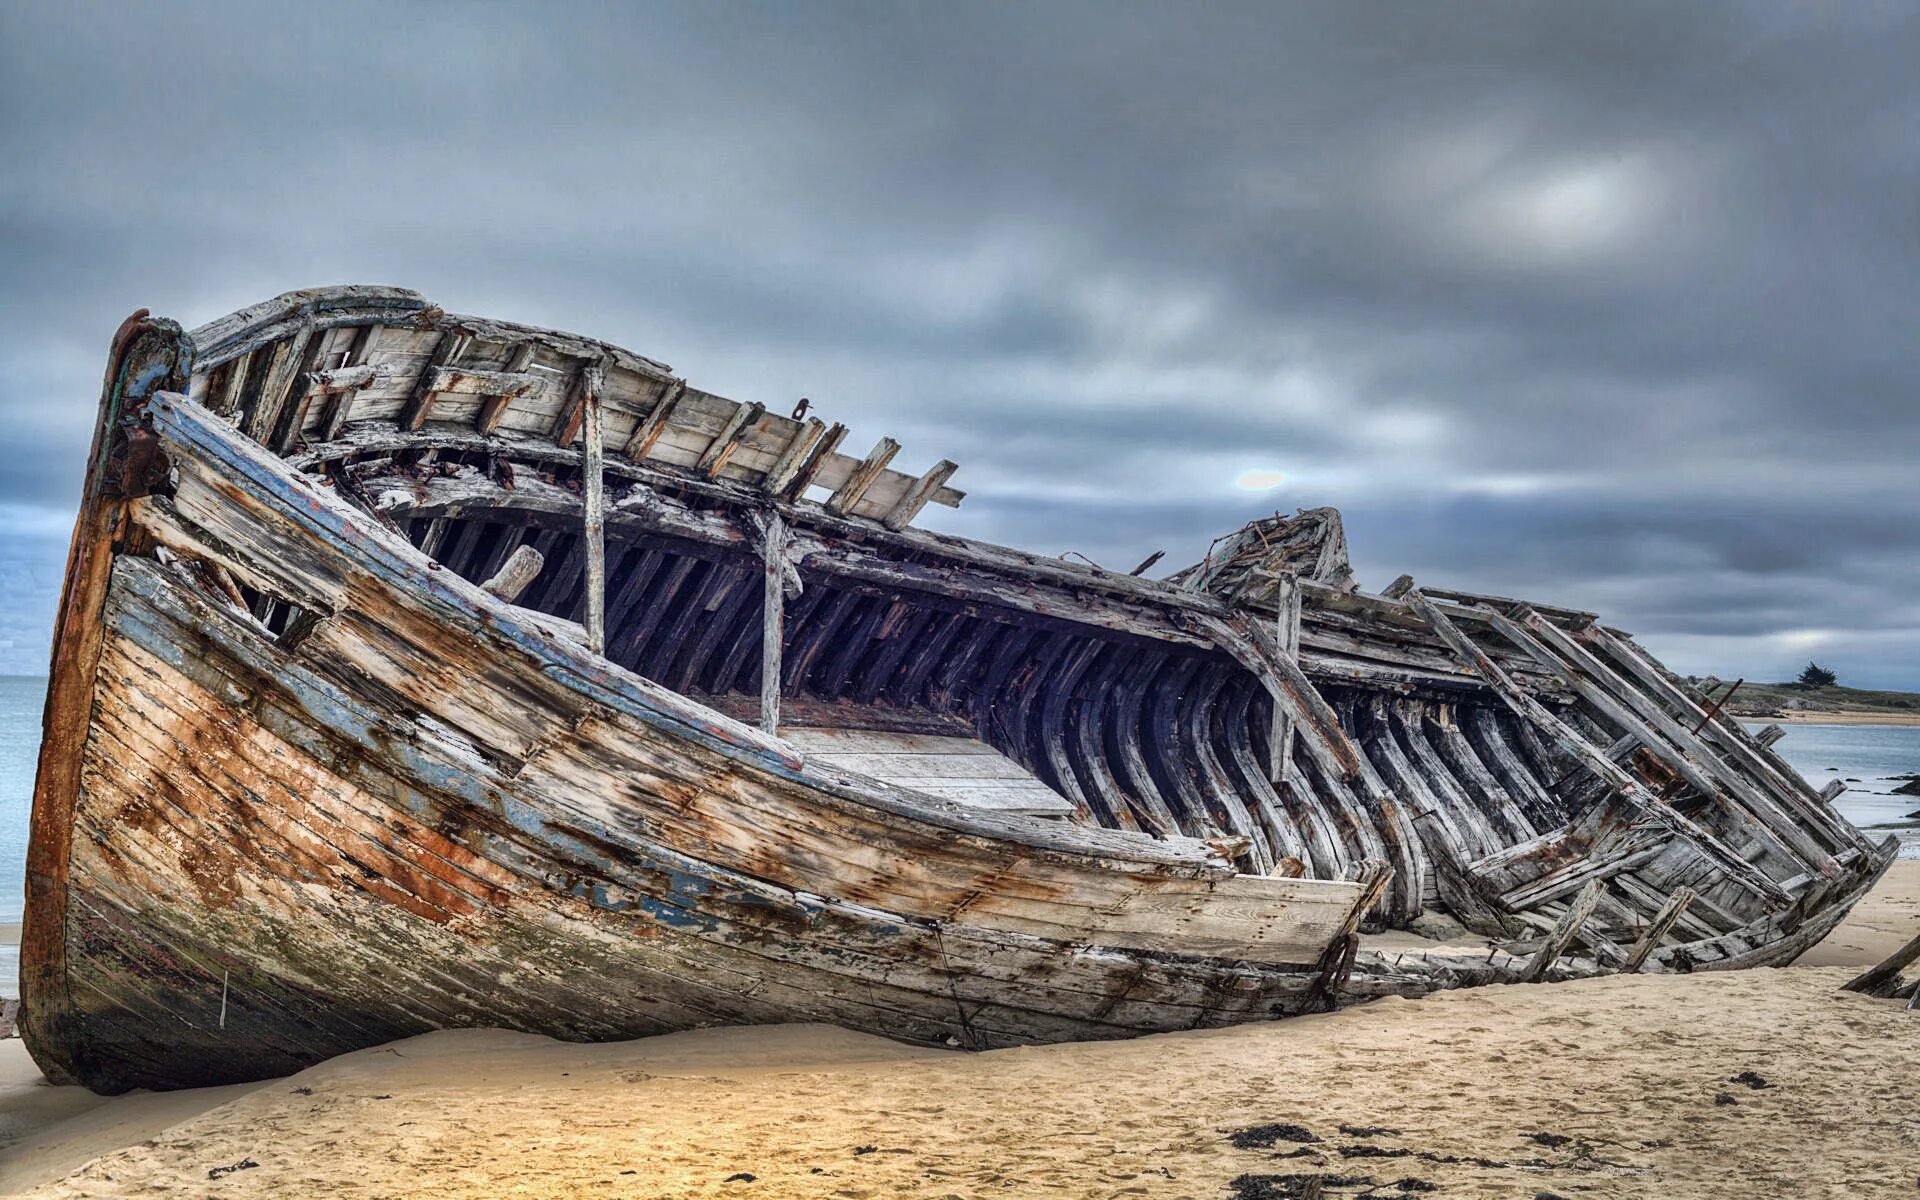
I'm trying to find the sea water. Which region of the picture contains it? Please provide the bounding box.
[0,673,1916,998]
[0,675,46,998]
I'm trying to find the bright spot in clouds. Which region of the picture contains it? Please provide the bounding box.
[1234,468,1287,491]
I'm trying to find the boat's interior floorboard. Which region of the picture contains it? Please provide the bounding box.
[783,728,1076,817]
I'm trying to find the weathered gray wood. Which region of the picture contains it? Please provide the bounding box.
[1195,613,1361,780]
[881,459,959,530]
[1818,779,1846,803]
[482,545,546,604]
[1578,626,1868,853]
[1269,572,1301,785]
[762,417,828,496]
[1755,724,1786,747]
[33,288,1906,1089]
[304,363,391,392]
[1406,589,1790,907]
[424,364,544,399]
[319,325,383,442]
[1380,574,1414,599]
[1842,927,1920,997]
[1622,886,1695,972]
[399,329,474,431]
[621,378,686,461]
[246,317,316,444]
[1519,878,1603,982]
[779,420,848,495]
[475,343,539,435]
[759,511,788,736]
[783,730,1075,816]
[697,401,766,477]
[1492,606,1826,867]
[214,347,253,418]
[826,437,900,515]
[582,364,607,653]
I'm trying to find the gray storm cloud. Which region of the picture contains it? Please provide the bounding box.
[2,1,1916,684]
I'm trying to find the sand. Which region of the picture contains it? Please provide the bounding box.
[2,863,1916,1199]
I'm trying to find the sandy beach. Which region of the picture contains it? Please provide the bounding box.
[1741,710,1920,727]
[0,862,1913,1199]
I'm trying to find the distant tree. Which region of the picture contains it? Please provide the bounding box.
[1796,661,1838,689]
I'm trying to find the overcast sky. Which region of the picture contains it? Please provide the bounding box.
[2,2,1917,686]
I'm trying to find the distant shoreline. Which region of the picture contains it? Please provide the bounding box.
[1737,711,1920,728]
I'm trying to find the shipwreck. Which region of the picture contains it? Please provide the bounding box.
[21,286,1893,1092]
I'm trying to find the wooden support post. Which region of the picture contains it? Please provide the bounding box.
[1519,878,1604,982]
[759,512,789,736]
[1755,724,1786,747]
[1842,928,1920,997]
[1269,572,1301,786]
[581,364,607,653]
[1622,886,1695,973]
[1818,779,1846,803]
[481,545,546,604]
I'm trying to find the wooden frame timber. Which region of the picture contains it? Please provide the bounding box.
[19,286,1894,1094]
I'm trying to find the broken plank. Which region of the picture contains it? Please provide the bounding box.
[825,437,899,515]
[398,329,474,430]
[318,325,384,442]
[621,378,686,461]
[697,402,767,477]
[475,343,540,434]
[1404,589,1791,907]
[880,459,959,531]
[778,422,849,501]
[1622,886,1696,972]
[1518,878,1603,982]
[481,544,545,604]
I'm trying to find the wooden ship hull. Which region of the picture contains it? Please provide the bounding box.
[22,287,1893,1093]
